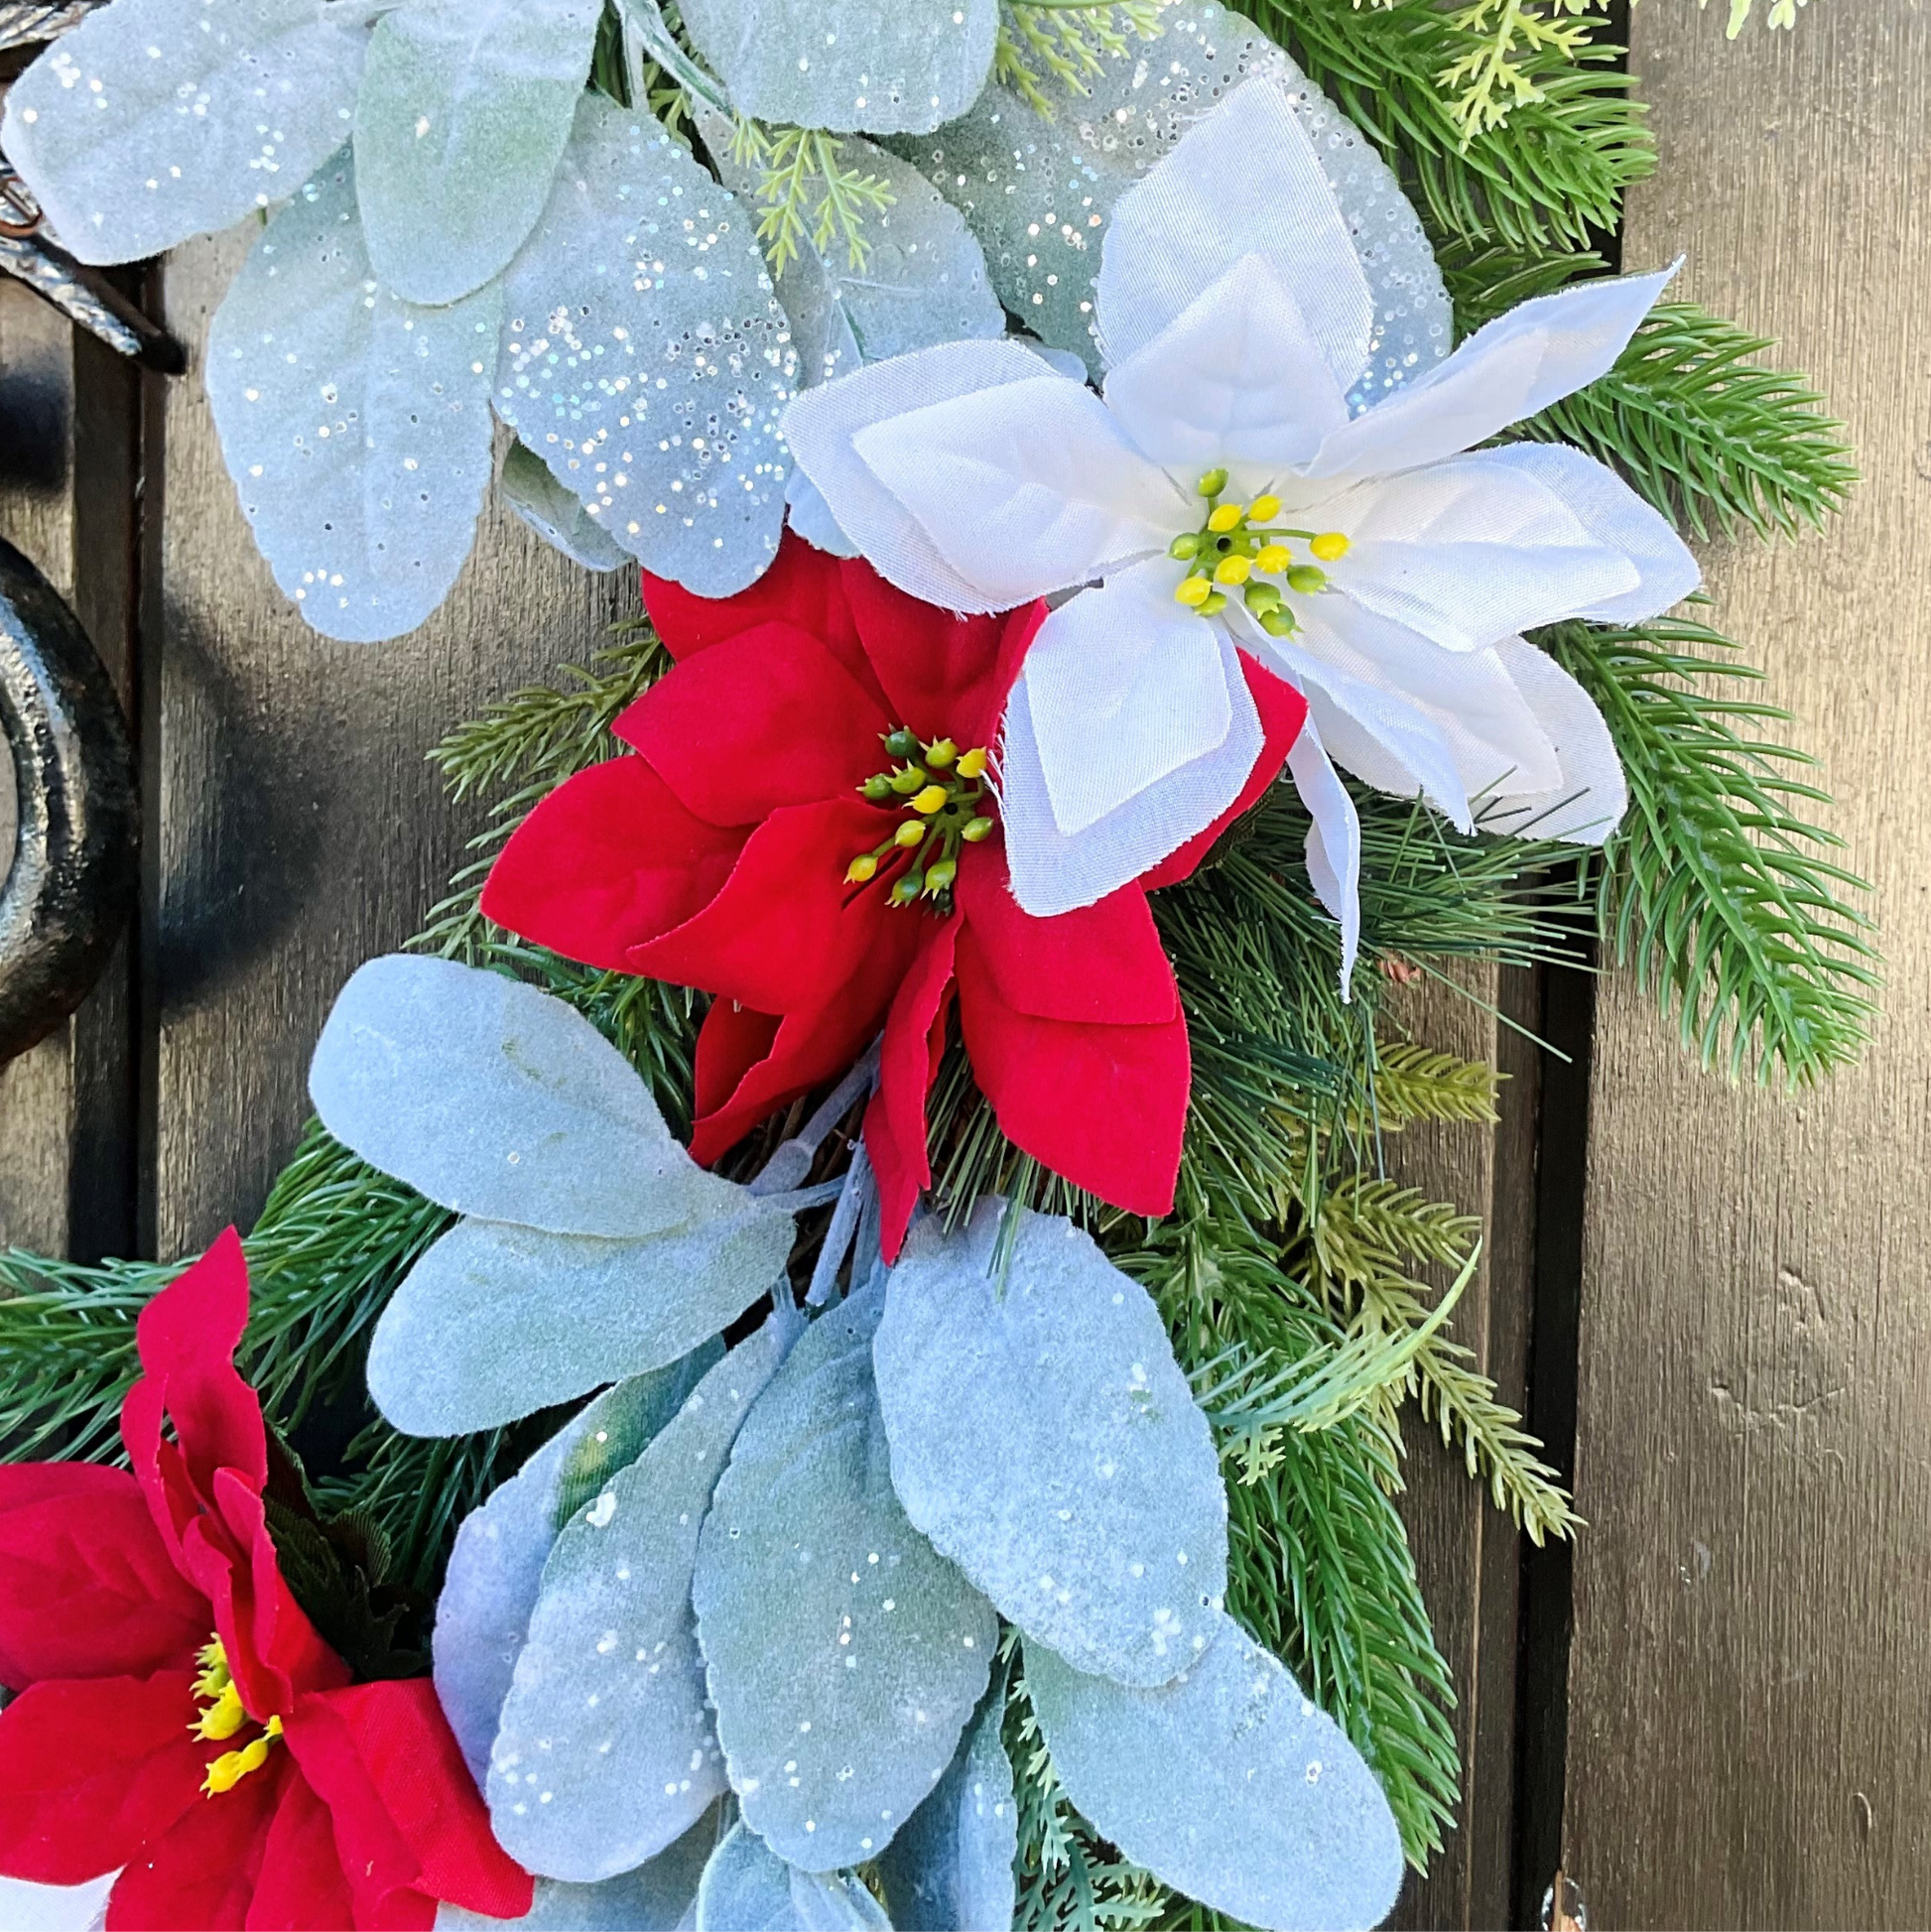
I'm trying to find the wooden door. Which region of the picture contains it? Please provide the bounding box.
[2,6,1925,1927]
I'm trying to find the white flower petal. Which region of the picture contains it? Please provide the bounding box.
[785,465,860,558]
[785,339,1085,609]
[1484,443,1702,623]
[850,377,1183,607]
[1095,75,1373,394]
[1285,720,1361,992]
[0,1873,117,1932]
[1102,255,1351,472]
[1331,451,1642,651]
[1480,638,1628,844]
[1022,562,1235,836]
[999,628,1265,916]
[1303,264,1679,484]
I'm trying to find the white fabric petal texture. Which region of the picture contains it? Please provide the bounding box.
[1284,721,1362,992]
[1479,638,1630,844]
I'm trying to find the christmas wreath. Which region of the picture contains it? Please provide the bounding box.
[0,1,1867,1929]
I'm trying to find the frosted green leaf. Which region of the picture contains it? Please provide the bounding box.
[437,1803,723,1929]
[888,0,1449,395]
[501,443,631,572]
[875,1203,1227,1689]
[488,1327,790,1882]
[693,1286,996,1871]
[203,151,498,644]
[1025,1617,1405,1932]
[367,1212,794,1436]
[433,1357,718,1785]
[0,0,371,266]
[693,1826,890,1932]
[353,0,601,306]
[310,955,742,1239]
[678,0,996,137]
[496,95,796,597]
[875,1675,1016,1932]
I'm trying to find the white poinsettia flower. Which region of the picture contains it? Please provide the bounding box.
[784,73,1701,981]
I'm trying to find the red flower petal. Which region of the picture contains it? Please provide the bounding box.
[105,1756,287,1932]
[482,756,747,971]
[865,923,959,1262]
[694,998,783,1126]
[955,930,1189,1220]
[245,1773,359,1932]
[644,537,885,709]
[288,1682,533,1928]
[954,837,1178,1028]
[0,1671,207,1886]
[0,1466,206,1690]
[842,566,1045,749]
[614,623,890,828]
[632,799,914,1017]
[1139,650,1309,891]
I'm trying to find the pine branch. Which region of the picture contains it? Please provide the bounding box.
[994,0,1165,117]
[1365,1042,1502,1129]
[1549,614,1880,1085]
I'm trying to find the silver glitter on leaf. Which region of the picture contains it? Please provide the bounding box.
[1024,1616,1405,1932]
[353,0,601,307]
[434,1355,719,1786]
[1,0,372,265]
[310,954,738,1240]
[436,1802,724,1930]
[875,1202,1227,1689]
[203,152,499,644]
[501,441,631,572]
[888,0,1449,397]
[693,1825,891,1932]
[875,1673,1016,1932]
[678,0,996,137]
[495,94,796,597]
[488,1327,790,1882]
[693,1285,997,1871]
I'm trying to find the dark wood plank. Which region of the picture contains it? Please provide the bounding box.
[1564,5,1931,1924]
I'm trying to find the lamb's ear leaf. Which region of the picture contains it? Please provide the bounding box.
[496,95,795,597]
[875,1202,1227,1687]
[432,1350,720,1787]
[1023,1615,1405,1932]
[353,0,601,306]
[692,1824,891,1932]
[486,1327,790,1882]
[310,955,728,1239]
[501,443,631,573]
[875,1667,1017,1932]
[203,153,497,644]
[2,0,370,266]
[693,1285,996,1870]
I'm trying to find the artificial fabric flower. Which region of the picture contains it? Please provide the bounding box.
[785,71,1703,978]
[0,1229,533,1932]
[481,536,1307,1251]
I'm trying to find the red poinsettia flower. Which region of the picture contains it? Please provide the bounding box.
[482,539,1307,1255]
[0,1230,533,1932]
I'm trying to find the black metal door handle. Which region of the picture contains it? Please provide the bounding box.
[0,537,137,1066]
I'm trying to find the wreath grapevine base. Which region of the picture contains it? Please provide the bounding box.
[0,1,1871,1929]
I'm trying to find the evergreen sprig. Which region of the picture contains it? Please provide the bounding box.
[995,0,1166,117]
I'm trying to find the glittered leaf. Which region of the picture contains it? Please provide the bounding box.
[502,442,631,572]
[875,1673,1016,1932]
[367,1213,794,1437]
[437,1802,723,1929]
[876,1203,1227,1688]
[693,1286,996,1870]
[353,0,601,306]
[433,1356,718,1785]
[488,1327,790,1882]
[496,95,796,596]
[204,152,498,643]
[693,1825,890,1932]
[0,0,370,266]
[888,0,1449,395]
[1025,1616,1405,1932]
[678,0,996,136]
[310,955,738,1239]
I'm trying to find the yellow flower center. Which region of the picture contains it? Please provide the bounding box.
[190,1636,285,1797]
[849,728,994,910]
[1166,468,1350,638]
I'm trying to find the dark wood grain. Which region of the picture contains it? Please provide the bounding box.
[1564,4,1931,1925]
